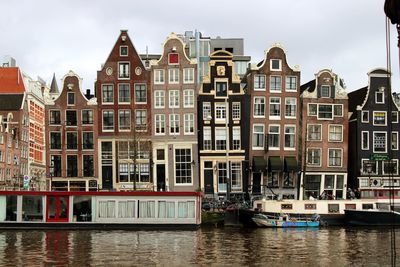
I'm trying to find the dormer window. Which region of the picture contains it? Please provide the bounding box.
[320,86,331,98]
[376,91,384,104]
[120,46,128,56]
[118,62,130,79]
[168,53,179,65]
[67,92,75,105]
[270,59,281,71]
[216,82,227,97]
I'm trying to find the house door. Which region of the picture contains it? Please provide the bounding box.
[46,195,69,222]
[156,164,166,191]
[102,166,113,189]
[252,173,262,195]
[204,170,214,194]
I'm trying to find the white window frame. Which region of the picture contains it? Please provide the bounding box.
[155,114,165,136]
[154,90,165,109]
[392,131,399,150]
[252,124,264,150]
[320,85,331,98]
[270,75,282,92]
[373,111,387,126]
[284,97,297,119]
[253,97,265,118]
[361,131,369,150]
[215,127,227,151]
[168,68,180,84]
[169,90,180,108]
[154,69,165,84]
[373,131,387,153]
[66,131,78,151]
[67,92,75,106]
[118,110,131,132]
[215,102,227,122]
[307,124,322,141]
[203,102,212,120]
[284,125,296,150]
[49,131,62,150]
[135,109,147,132]
[203,127,212,150]
[334,104,343,117]
[118,83,130,104]
[82,131,94,151]
[383,159,399,175]
[328,125,343,142]
[134,83,147,104]
[183,89,194,108]
[269,97,281,120]
[361,158,377,175]
[233,126,241,150]
[183,68,195,84]
[285,76,297,91]
[120,45,128,56]
[82,154,95,177]
[268,124,280,150]
[307,148,322,167]
[308,103,317,116]
[184,113,195,135]
[169,114,180,135]
[375,91,384,104]
[232,102,240,120]
[254,75,266,91]
[317,104,333,120]
[81,109,94,125]
[174,148,193,186]
[118,61,130,79]
[270,59,282,71]
[101,84,114,104]
[328,148,343,167]
[102,110,114,132]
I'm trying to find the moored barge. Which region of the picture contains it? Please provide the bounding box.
[0,191,202,229]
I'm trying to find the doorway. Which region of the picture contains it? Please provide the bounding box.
[46,195,69,222]
[252,172,261,195]
[156,164,166,191]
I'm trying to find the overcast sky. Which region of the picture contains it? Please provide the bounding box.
[1,0,399,92]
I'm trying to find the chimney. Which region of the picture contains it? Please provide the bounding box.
[2,56,16,67]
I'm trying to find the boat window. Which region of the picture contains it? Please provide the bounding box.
[345,204,356,210]
[98,200,116,218]
[118,201,136,218]
[281,204,292,210]
[73,196,92,222]
[158,201,175,218]
[362,204,373,210]
[178,201,196,218]
[5,195,17,221]
[139,201,155,218]
[22,196,43,221]
[305,203,316,210]
[328,204,339,213]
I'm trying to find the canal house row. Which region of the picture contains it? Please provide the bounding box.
[1,30,400,201]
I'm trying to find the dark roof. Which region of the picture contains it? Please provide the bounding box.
[0,94,24,110]
[256,59,264,67]
[300,79,316,94]
[348,86,368,113]
[49,73,59,94]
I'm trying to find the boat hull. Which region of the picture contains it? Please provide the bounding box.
[252,215,319,228]
[345,209,400,226]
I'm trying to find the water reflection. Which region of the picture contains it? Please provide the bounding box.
[0,228,398,266]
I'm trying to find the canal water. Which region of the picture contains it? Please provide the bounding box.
[0,228,398,266]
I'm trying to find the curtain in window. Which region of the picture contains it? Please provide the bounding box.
[147,201,155,218]
[167,202,175,218]
[98,201,107,218]
[158,201,166,218]
[139,201,147,218]
[107,201,115,218]
[118,201,127,218]
[187,201,195,218]
[178,202,188,218]
[127,201,135,218]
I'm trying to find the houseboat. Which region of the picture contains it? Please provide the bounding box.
[0,191,202,229]
[252,198,400,226]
